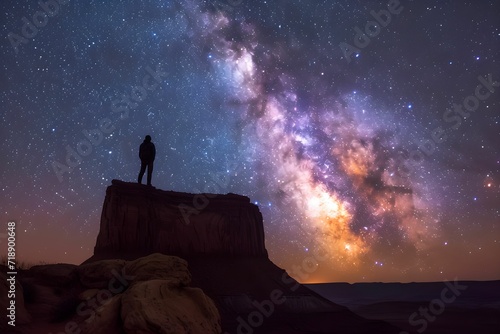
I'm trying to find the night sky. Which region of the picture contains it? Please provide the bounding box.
[1,0,499,283]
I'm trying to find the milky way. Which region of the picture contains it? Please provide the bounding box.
[1,0,499,282]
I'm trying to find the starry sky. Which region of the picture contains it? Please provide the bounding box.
[1,0,499,283]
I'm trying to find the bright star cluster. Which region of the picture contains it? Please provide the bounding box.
[1,0,499,282]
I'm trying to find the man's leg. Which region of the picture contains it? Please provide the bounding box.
[147,161,154,186]
[138,161,147,184]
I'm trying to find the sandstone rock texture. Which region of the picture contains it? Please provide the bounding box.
[94,179,267,258]
[79,253,221,334]
[11,254,220,334]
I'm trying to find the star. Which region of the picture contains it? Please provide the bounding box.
[1,0,498,283]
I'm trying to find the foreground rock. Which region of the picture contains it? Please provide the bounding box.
[80,253,220,334]
[15,254,221,334]
[120,280,220,334]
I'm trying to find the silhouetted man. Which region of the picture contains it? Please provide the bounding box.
[138,135,156,186]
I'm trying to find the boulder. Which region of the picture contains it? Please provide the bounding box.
[77,254,221,334]
[124,253,191,286]
[80,295,124,334]
[77,259,127,289]
[121,280,221,334]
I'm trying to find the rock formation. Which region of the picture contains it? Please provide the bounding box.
[88,180,399,333]
[79,253,221,334]
[7,254,220,334]
[94,179,267,258]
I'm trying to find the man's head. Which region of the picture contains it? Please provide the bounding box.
[145,135,152,142]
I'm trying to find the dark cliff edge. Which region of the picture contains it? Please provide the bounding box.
[85,180,400,333]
